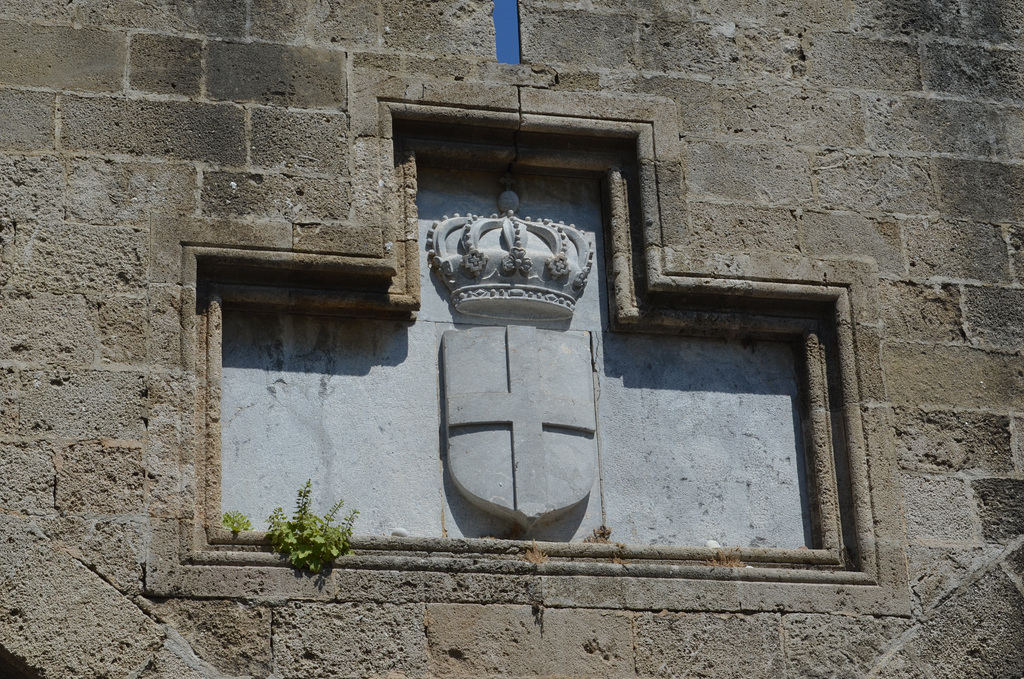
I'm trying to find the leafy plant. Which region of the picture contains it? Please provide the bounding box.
[522,540,549,565]
[706,547,744,568]
[266,480,358,573]
[222,511,252,534]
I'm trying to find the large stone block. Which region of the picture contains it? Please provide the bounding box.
[207,41,346,107]
[867,95,1024,158]
[20,369,146,439]
[720,88,863,147]
[935,157,1024,222]
[272,602,427,678]
[75,0,246,37]
[425,604,634,677]
[0,20,125,92]
[692,0,851,28]
[0,154,63,224]
[0,291,96,364]
[893,408,1013,474]
[0,441,55,515]
[520,7,636,69]
[964,285,1024,348]
[13,223,147,294]
[880,282,963,343]
[99,294,147,365]
[906,545,999,614]
[55,439,145,514]
[883,343,1024,409]
[67,158,196,226]
[43,516,146,594]
[971,477,1024,542]
[61,95,245,165]
[309,0,381,47]
[637,18,742,77]
[0,0,72,22]
[802,211,903,275]
[923,41,1024,101]
[0,88,53,151]
[783,613,911,678]
[129,34,202,96]
[735,27,812,80]
[202,171,349,223]
[903,569,1024,678]
[250,107,349,174]
[812,151,934,214]
[685,203,800,253]
[808,33,921,91]
[635,612,785,678]
[685,141,812,204]
[853,0,1024,43]
[146,598,271,676]
[0,515,163,679]
[905,220,1009,283]
[901,473,975,543]
[382,0,495,57]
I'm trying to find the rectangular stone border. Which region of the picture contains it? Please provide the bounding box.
[147,82,909,616]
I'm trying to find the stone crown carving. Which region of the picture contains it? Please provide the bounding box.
[427,211,594,321]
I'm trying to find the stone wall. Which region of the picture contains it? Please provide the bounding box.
[1,0,1023,677]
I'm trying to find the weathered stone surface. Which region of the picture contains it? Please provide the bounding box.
[426,604,634,677]
[61,95,245,164]
[964,285,1024,348]
[635,612,784,678]
[720,88,863,147]
[0,441,55,515]
[638,18,742,77]
[334,570,542,606]
[250,0,310,41]
[99,294,147,364]
[272,602,427,678]
[292,223,381,256]
[691,0,850,28]
[146,598,271,676]
[75,0,246,37]
[0,291,96,364]
[0,20,125,92]
[520,7,635,69]
[129,34,202,96]
[808,33,921,91]
[936,157,1024,223]
[250,107,349,174]
[13,223,147,294]
[202,171,349,223]
[0,155,63,224]
[0,89,53,151]
[783,613,911,678]
[905,220,1009,283]
[382,0,495,57]
[901,473,975,542]
[853,0,1024,43]
[903,569,1024,679]
[867,96,1024,158]
[20,370,146,439]
[803,211,903,275]
[883,343,1024,409]
[43,516,147,594]
[906,545,998,614]
[0,514,163,679]
[735,27,812,80]
[207,41,346,107]
[55,439,145,514]
[893,408,1013,474]
[923,42,1024,102]
[813,151,934,214]
[67,158,196,226]
[309,0,381,47]
[881,282,963,343]
[971,477,1024,542]
[685,203,800,253]
[685,141,812,204]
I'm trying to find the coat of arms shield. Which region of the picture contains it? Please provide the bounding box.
[442,325,598,529]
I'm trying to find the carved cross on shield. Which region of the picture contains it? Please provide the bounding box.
[442,325,598,529]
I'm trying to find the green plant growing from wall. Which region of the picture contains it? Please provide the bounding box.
[222,511,252,534]
[267,480,358,573]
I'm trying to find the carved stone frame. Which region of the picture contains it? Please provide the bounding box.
[147,73,909,616]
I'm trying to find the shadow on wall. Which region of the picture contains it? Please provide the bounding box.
[0,646,39,679]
